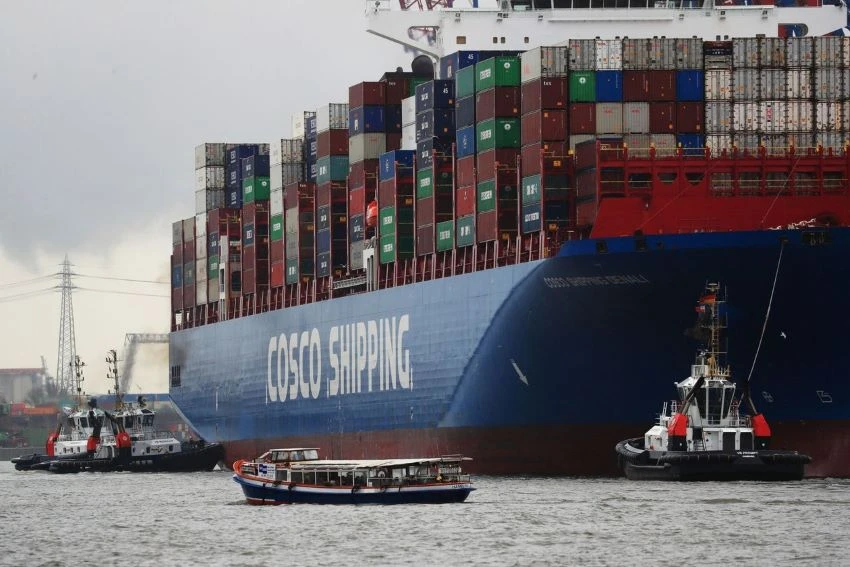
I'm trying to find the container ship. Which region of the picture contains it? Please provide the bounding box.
[168,1,850,476]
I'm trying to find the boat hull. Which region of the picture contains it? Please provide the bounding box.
[232,474,474,505]
[170,228,850,477]
[13,443,224,473]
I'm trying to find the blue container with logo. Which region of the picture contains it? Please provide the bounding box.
[675,70,705,102]
[384,104,403,133]
[349,105,386,136]
[456,125,476,158]
[677,134,705,156]
[439,50,480,80]
[379,150,416,181]
[415,80,455,113]
[595,70,623,102]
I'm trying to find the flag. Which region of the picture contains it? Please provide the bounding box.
[698,293,717,305]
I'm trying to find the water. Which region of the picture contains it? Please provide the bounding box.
[2,461,849,566]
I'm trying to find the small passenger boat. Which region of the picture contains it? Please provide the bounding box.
[232,448,475,505]
[615,282,812,481]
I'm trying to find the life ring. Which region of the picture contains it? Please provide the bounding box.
[378,469,386,478]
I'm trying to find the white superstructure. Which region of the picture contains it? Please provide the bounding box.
[366,0,848,59]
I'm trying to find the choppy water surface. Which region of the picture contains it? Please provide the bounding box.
[1,461,849,566]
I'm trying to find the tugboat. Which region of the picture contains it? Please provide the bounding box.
[615,283,812,481]
[232,448,475,505]
[12,350,224,473]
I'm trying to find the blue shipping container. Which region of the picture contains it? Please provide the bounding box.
[317,205,330,231]
[227,165,241,189]
[349,105,386,136]
[316,228,331,254]
[675,70,705,102]
[415,80,455,113]
[385,104,403,133]
[350,214,365,241]
[456,125,476,158]
[677,134,705,156]
[308,139,318,161]
[227,187,242,209]
[455,95,476,129]
[521,202,542,234]
[416,108,455,143]
[316,251,331,277]
[172,265,183,289]
[242,154,270,178]
[243,223,255,246]
[379,149,416,181]
[439,50,480,80]
[306,115,317,137]
[228,144,261,165]
[596,71,623,103]
[307,160,317,182]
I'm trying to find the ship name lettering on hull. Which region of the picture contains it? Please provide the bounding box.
[266,315,412,403]
[543,274,650,289]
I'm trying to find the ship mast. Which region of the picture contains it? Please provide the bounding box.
[106,349,123,411]
[71,355,86,410]
[698,282,728,378]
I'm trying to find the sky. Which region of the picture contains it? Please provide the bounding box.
[0,0,411,396]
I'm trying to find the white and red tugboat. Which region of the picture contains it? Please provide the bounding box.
[615,283,811,481]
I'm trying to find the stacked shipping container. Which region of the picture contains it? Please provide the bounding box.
[270,138,304,287]
[194,143,226,307]
[315,103,349,278]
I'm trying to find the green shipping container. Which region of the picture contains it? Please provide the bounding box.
[436,220,454,251]
[476,118,520,151]
[379,233,414,264]
[416,167,453,200]
[522,175,542,205]
[208,255,220,280]
[475,56,521,92]
[409,77,429,97]
[242,176,271,203]
[316,155,349,185]
[379,205,395,236]
[477,180,496,213]
[285,258,298,285]
[456,215,475,248]
[569,71,596,102]
[455,66,476,99]
[270,214,284,241]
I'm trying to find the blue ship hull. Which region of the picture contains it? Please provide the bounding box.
[170,228,850,477]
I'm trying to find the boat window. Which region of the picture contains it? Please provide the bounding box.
[456,36,466,45]
[354,471,367,486]
[303,471,316,485]
[328,471,340,485]
[143,415,154,427]
[291,471,303,483]
[303,449,318,460]
[340,471,353,486]
[79,417,88,428]
[273,451,290,462]
[124,416,133,428]
[291,450,303,461]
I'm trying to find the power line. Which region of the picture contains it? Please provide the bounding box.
[0,273,59,288]
[75,273,168,285]
[75,287,169,298]
[0,287,58,303]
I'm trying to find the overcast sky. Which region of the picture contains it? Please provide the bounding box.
[0,0,411,395]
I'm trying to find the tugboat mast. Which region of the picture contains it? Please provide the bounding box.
[697,282,728,379]
[106,349,124,410]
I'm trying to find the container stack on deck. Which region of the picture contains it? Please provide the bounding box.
[172,37,850,330]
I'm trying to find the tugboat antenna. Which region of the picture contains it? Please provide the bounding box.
[106,349,123,410]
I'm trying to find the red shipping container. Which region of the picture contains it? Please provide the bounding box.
[457,155,476,187]
[521,109,568,146]
[317,128,349,157]
[183,241,195,262]
[183,285,195,309]
[477,148,519,182]
[349,187,366,217]
[349,81,386,108]
[270,261,285,288]
[475,86,521,121]
[676,102,704,133]
[569,103,596,134]
[242,269,255,295]
[416,224,435,256]
[172,243,183,262]
[349,159,379,190]
[171,288,183,312]
[271,239,284,263]
[284,182,315,210]
[576,199,597,228]
[316,181,346,208]
[521,141,570,176]
[477,210,498,243]
[382,76,409,105]
[648,70,676,102]
[649,102,676,133]
[456,185,476,217]
[574,139,598,171]
[243,245,256,272]
[623,70,650,102]
[378,179,413,207]
[576,169,597,201]
[386,132,402,152]
[521,78,568,115]
[416,196,435,226]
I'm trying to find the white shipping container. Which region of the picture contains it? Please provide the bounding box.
[595,103,623,135]
[705,102,732,133]
[349,133,387,163]
[732,38,760,68]
[291,114,305,139]
[316,103,349,132]
[271,138,304,165]
[195,232,206,260]
[594,40,622,71]
[733,133,760,151]
[195,212,207,237]
[814,68,846,101]
[785,37,814,69]
[194,143,226,170]
[704,70,732,101]
[675,38,703,70]
[182,218,195,243]
[786,68,813,100]
[568,39,596,71]
[817,132,848,152]
[705,134,733,153]
[623,134,651,157]
[648,38,677,70]
[759,38,787,69]
[622,102,649,134]
[786,100,813,132]
[733,102,760,132]
[814,37,845,68]
[270,187,284,217]
[760,101,786,133]
[270,163,283,192]
[704,55,732,70]
[759,69,787,100]
[196,276,208,307]
[281,163,302,187]
[622,39,649,70]
[285,209,298,236]
[732,69,759,101]
[569,134,595,151]
[787,132,813,151]
[522,46,570,82]
[815,102,842,132]
[761,134,788,156]
[194,189,224,215]
[194,166,225,191]
[650,134,677,157]
[402,96,417,127]
[402,124,416,150]
[844,101,850,131]
[350,240,367,271]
